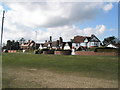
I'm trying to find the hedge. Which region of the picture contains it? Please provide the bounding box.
[94,47,118,52]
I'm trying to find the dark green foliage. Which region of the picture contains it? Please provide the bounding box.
[6,40,20,50]
[95,47,118,52]
[88,47,97,51]
[38,48,50,54]
[55,49,72,52]
[102,36,118,46]
[19,38,25,44]
[34,49,39,54]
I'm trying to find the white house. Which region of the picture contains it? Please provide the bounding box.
[107,44,118,48]
[72,34,101,50]
[64,42,72,50]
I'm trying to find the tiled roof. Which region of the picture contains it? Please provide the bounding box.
[51,41,59,47]
[73,36,90,43]
[43,42,49,47]
[73,35,101,43]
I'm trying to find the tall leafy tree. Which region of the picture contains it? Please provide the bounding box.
[6,40,12,50]
[6,40,20,50]
[102,36,118,46]
[19,38,25,44]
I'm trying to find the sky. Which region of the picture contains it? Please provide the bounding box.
[0,1,118,43]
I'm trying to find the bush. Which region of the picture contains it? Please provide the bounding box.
[43,50,54,54]
[56,49,72,52]
[50,49,56,51]
[88,47,97,51]
[34,49,39,54]
[94,47,118,52]
[39,48,50,54]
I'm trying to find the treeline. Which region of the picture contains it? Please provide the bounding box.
[102,36,119,46]
[2,40,20,50]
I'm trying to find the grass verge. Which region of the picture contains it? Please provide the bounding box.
[2,53,118,80]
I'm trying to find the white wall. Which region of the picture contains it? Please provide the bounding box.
[87,42,101,48]
[39,45,43,49]
[107,44,117,48]
[80,42,87,47]
[64,43,71,50]
[72,43,80,49]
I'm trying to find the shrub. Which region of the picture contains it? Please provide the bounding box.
[39,48,50,54]
[88,47,97,51]
[34,49,39,54]
[94,47,118,52]
[55,49,72,52]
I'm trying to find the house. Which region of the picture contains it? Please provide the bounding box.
[39,36,72,50]
[20,40,35,50]
[36,43,40,49]
[72,34,101,50]
[64,42,72,50]
[39,42,49,49]
[107,44,119,48]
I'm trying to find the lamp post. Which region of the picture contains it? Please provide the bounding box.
[35,31,37,50]
[1,10,5,53]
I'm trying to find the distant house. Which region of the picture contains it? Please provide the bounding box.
[72,34,101,50]
[39,36,72,50]
[20,40,35,50]
[64,42,72,50]
[38,35,101,50]
[107,44,119,48]
[36,43,40,49]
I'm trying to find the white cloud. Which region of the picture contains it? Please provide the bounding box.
[102,3,113,12]
[3,24,106,43]
[36,25,106,42]
[4,2,110,28]
[0,2,113,43]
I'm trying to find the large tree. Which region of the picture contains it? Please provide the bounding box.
[19,38,25,44]
[102,36,118,46]
[6,40,20,50]
[6,40,12,50]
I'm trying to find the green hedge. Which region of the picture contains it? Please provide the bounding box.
[95,47,118,52]
[88,47,97,51]
[55,49,72,52]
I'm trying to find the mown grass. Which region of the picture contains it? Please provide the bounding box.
[2,53,118,80]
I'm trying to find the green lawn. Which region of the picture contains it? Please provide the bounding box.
[2,53,118,80]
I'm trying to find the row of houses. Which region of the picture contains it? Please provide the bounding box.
[20,34,103,50]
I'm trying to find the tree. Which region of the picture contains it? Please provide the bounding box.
[6,40,12,50]
[19,38,25,44]
[6,40,20,50]
[102,36,118,46]
[15,41,20,50]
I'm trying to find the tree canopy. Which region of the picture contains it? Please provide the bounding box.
[102,36,118,46]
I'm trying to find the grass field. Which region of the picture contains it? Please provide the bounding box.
[2,53,118,88]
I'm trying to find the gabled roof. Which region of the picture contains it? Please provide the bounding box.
[90,34,101,42]
[73,34,101,43]
[51,41,59,47]
[42,42,49,47]
[73,36,91,43]
[107,43,119,48]
[67,42,72,49]
[20,40,35,47]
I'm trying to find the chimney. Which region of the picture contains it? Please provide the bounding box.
[28,40,30,43]
[50,36,52,42]
[59,37,63,44]
[45,40,47,43]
